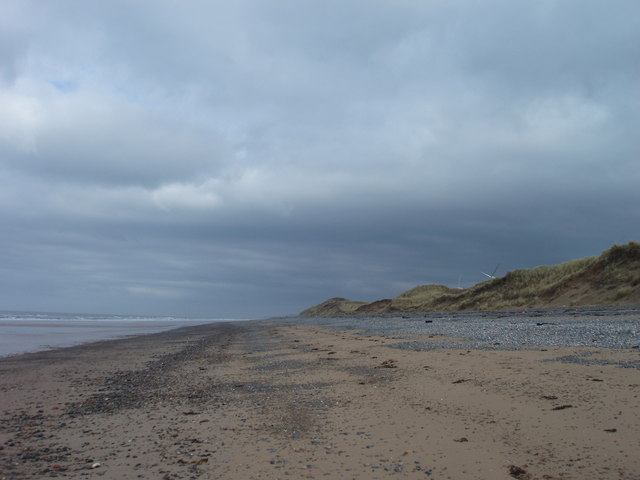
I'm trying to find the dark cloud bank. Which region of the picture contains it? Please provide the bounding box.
[0,0,638,317]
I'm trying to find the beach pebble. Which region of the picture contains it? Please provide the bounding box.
[91,462,101,469]
[508,464,529,478]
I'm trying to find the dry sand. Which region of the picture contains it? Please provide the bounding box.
[1,320,639,479]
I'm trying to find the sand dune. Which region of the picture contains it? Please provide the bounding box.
[301,241,640,316]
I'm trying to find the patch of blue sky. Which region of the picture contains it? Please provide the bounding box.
[47,79,76,93]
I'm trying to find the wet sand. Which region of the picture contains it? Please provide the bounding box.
[1,320,639,479]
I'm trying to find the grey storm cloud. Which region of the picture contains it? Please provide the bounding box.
[0,0,638,317]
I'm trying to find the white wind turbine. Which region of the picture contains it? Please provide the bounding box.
[481,264,500,279]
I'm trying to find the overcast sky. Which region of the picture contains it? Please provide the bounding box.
[0,0,638,318]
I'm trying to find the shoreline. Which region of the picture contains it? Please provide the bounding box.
[0,313,245,359]
[1,319,639,479]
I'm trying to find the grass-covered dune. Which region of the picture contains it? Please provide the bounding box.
[300,241,640,316]
[299,297,369,317]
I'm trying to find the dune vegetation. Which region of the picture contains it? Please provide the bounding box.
[298,297,369,317]
[300,242,640,316]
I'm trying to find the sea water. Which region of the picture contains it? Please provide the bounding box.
[0,311,236,357]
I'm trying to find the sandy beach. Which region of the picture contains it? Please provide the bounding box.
[1,319,639,479]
